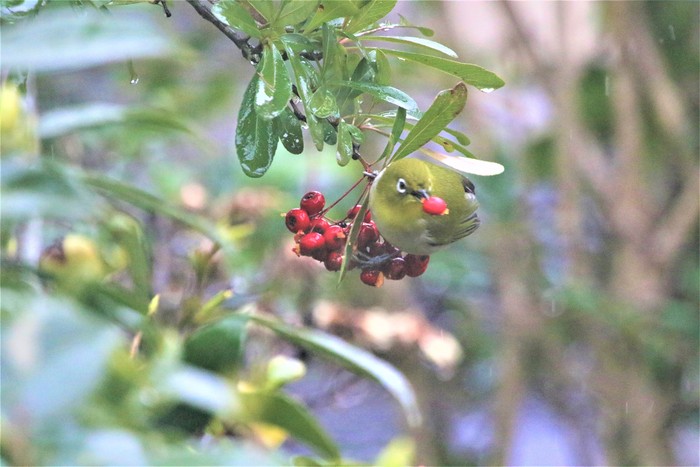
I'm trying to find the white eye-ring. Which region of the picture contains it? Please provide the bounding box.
[396,178,407,194]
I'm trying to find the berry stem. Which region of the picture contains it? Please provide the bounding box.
[320,174,370,218]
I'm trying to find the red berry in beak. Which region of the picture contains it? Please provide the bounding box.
[422,196,449,216]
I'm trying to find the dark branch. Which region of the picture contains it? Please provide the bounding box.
[185,0,261,63]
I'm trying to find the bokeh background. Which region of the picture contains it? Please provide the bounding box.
[3,1,698,465]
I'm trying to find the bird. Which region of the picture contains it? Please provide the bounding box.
[368,157,480,255]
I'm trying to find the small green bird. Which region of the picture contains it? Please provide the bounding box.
[368,157,480,255]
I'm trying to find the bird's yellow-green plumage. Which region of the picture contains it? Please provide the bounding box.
[369,158,479,255]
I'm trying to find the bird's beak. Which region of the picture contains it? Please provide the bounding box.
[411,189,429,200]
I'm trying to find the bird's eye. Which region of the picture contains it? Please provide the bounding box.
[396,178,407,194]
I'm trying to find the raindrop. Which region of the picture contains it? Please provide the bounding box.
[127,60,139,85]
[479,87,495,94]
[668,24,676,41]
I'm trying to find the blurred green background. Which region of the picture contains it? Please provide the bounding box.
[1,1,698,465]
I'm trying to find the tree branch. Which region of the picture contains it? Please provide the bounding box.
[185,0,261,63]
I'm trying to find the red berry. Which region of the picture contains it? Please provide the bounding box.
[404,254,430,277]
[347,205,362,220]
[324,251,343,271]
[323,225,346,251]
[360,269,384,287]
[347,205,371,221]
[357,222,379,248]
[422,196,449,216]
[297,232,325,257]
[285,208,311,233]
[300,191,325,216]
[383,257,406,280]
[310,218,330,235]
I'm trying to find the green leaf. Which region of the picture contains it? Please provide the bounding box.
[345,0,397,34]
[336,121,353,166]
[281,35,325,151]
[397,14,434,36]
[330,81,418,113]
[249,314,422,429]
[379,106,405,162]
[236,75,281,177]
[247,0,275,23]
[275,0,320,27]
[378,49,505,91]
[321,23,346,82]
[322,119,338,145]
[184,315,249,374]
[1,9,178,73]
[392,83,468,161]
[359,35,458,58]
[303,1,360,33]
[309,87,339,118]
[279,107,304,154]
[374,48,391,85]
[256,43,293,119]
[211,0,261,38]
[240,390,340,460]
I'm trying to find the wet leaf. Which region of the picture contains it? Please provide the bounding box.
[255,43,292,119]
[345,0,397,34]
[275,0,320,28]
[321,23,345,82]
[374,48,391,85]
[236,75,280,177]
[330,81,418,113]
[321,119,337,145]
[336,121,353,166]
[212,0,261,38]
[379,106,405,162]
[309,87,339,118]
[392,83,468,161]
[279,107,304,154]
[247,0,275,23]
[282,35,325,150]
[378,49,505,91]
[303,1,359,33]
[420,148,505,176]
[359,35,458,58]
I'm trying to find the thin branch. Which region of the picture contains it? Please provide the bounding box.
[185,0,261,63]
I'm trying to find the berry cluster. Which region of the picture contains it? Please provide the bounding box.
[284,191,430,287]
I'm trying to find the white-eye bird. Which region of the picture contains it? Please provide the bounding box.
[368,157,480,255]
